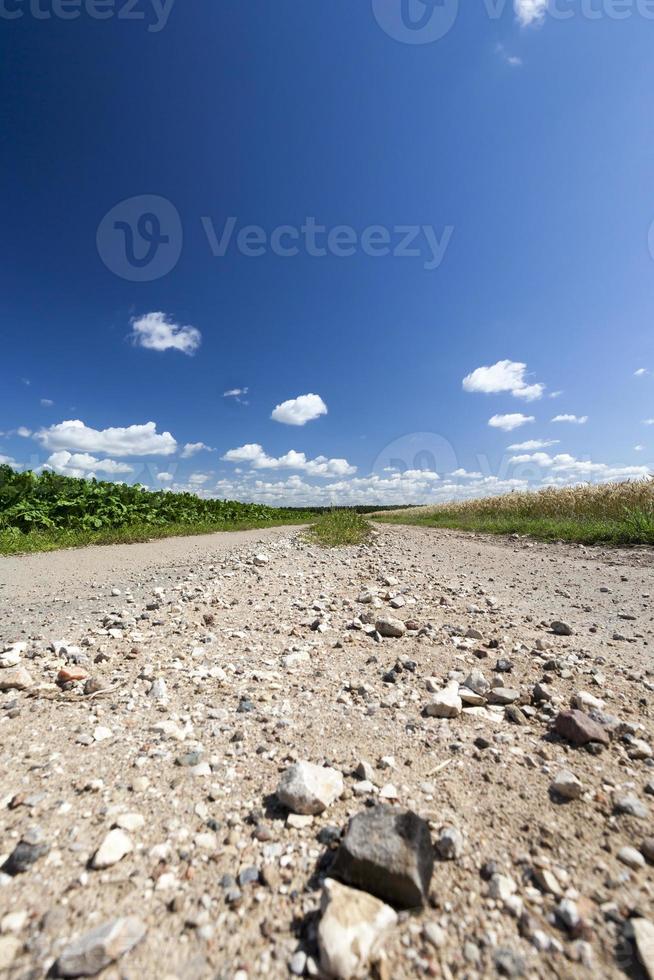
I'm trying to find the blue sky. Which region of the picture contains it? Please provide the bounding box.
[1,0,653,505]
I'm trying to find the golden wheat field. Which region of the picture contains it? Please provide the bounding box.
[380,478,654,520]
[374,479,654,544]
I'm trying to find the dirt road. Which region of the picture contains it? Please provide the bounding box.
[1,525,653,978]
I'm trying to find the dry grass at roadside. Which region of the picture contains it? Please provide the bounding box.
[373,479,654,546]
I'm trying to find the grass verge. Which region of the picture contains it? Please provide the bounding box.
[0,517,311,556]
[374,509,654,545]
[307,510,372,548]
[373,480,654,546]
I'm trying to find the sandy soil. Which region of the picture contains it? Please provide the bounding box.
[1,524,653,979]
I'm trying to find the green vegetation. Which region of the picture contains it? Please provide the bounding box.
[0,465,315,555]
[374,479,654,546]
[307,509,372,548]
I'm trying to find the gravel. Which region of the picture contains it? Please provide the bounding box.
[1,523,653,977]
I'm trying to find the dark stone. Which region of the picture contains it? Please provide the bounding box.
[551,621,573,636]
[329,805,434,909]
[238,866,259,886]
[317,825,341,847]
[554,709,609,746]
[3,840,49,876]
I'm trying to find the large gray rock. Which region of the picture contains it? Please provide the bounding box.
[276,761,343,815]
[554,709,609,746]
[375,616,406,639]
[56,916,146,977]
[330,806,434,909]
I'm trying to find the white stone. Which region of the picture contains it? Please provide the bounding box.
[93,726,113,742]
[287,813,314,829]
[318,879,397,980]
[572,691,605,712]
[92,829,133,869]
[425,682,462,719]
[489,873,517,902]
[618,846,645,870]
[551,769,583,801]
[0,651,21,668]
[632,918,654,979]
[277,761,344,815]
[1,911,27,934]
[114,813,144,832]
[56,917,146,977]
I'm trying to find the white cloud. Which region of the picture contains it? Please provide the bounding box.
[222,443,355,478]
[634,368,649,377]
[44,451,134,479]
[644,419,654,426]
[495,43,522,67]
[508,450,649,482]
[0,454,19,468]
[515,0,548,26]
[488,413,535,432]
[271,393,328,426]
[130,312,201,356]
[549,390,563,399]
[157,471,174,482]
[213,471,532,508]
[181,442,213,458]
[35,420,177,456]
[224,387,249,400]
[634,445,645,452]
[189,472,210,486]
[462,360,544,401]
[551,414,588,424]
[508,439,560,450]
[17,427,32,438]
[451,468,483,479]
[40,398,54,407]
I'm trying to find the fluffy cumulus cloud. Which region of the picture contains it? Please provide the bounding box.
[189,472,210,486]
[515,0,548,26]
[156,471,174,482]
[222,443,355,477]
[551,414,588,424]
[508,439,560,450]
[488,413,535,432]
[35,420,177,456]
[44,451,134,478]
[271,393,327,426]
[463,360,545,401]
[508,451,649,483]
[213,471,532,508]
[0,454,19,468]
[181,442,213,458]
[130,312,201,356]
